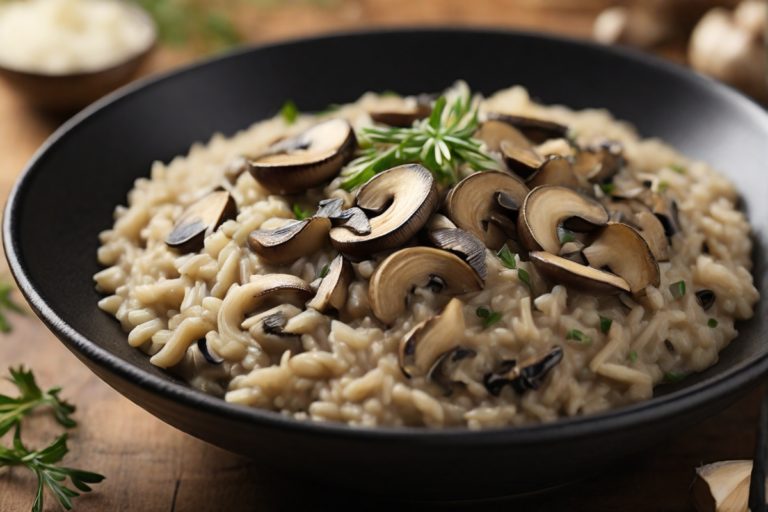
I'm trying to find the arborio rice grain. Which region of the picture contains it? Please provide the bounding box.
[94,85,759,428]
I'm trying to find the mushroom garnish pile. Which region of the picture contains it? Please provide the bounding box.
[162,86,684,401]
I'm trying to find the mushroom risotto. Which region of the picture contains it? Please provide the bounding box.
[94,82,759,428]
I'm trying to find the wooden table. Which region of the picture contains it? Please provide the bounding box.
[0,1,762,510]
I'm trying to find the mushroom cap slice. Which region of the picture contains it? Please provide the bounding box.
[369,247,483,325]
[307,255,353,313]
[573,141,624,183]
[427,228,488,280]
[217,274,313,354]
[248,217,331,265]
[487,113,569,144]
[399,297,466,378]
[518,186,609,253]
[606,199,670,261]
[582,222,660,294]
[475,120,531,153]
[530,251,631,295]
[249,119,356,194]
[445,171,529,250]
[369,96,431,127]
[166,190,237,253]
[526,156,580,189]
[484,346,564,396]
[500,139,545,179]
[330,164,438,257]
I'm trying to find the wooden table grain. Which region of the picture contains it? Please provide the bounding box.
[0,1,762,511]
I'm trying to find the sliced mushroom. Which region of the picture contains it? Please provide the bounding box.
[487,113,569,144]
[692,460,764,512]
[314,197,344,218]
[444,171,529,249]
[217,275,313,357]
[241,304,304,356]
[606,199,669,261]
[369,96,431,127]
[427,228,487,280]
[500,139,545,179]
[248,119,356,194]
[483,346,564,396]
[526,156,580,189]
[475,120,532,153]
[196,338,223,365]
[399,297,466,378]
[573,141,624,183]
[166,191,237,253]
[369,247,483,324]
[307,255,353,313]
[530,251,631,294]
[248,217,331,265]
[429,347,477,396]
[330,207,371,235]
[518,186,609,253]
[649,193,680,236]
[330,164,438,258]
[582,222,660,294]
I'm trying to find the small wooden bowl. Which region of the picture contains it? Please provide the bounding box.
[0,4,156,114]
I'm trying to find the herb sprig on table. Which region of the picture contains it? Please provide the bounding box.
[0,280,25,333]
[0,367,104,512]
[341,87,497,190]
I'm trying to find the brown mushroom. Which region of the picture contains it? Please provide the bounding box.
[427,228,488,280]
[606,199,670,261]
[241,304,303,357]
[518,186,609,253]
[306,255,353,313]
[369,247,483,324]
[572,141,624,183]
[399,297,466,378]
[582,222,660,294]
[166,190,237,253]
[475,120,532,153]
[369,96,431,127]
[330,164,438,258]
[248,119,356,194]
[429,347,477,396]
[500,139,546,179]
[248,217,331,265]
[692,460,764,512]
[483,346,564,396]
[444,171,529,250]
[526,156,580,189]
[314,198,372,235]
[487,113,569,144]
[530,251,631,294]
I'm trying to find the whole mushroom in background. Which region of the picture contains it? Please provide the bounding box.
[593,0,767,103]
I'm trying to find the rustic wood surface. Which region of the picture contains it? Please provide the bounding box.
[0,1,762,511]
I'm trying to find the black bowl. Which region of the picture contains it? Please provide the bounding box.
[4,29,767,499]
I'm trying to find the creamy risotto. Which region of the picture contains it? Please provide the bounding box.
[94,83,759,428]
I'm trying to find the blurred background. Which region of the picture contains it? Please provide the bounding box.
[0,0,765,114]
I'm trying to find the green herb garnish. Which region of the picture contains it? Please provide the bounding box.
[0,426,104,512]
[0,367,75,436]
[669,280,686,299]
[280,100,299,125]
[708,318,718,328]
[517,268,532,292]
[341,86,497,190]
[599,182,615,195]
[496,245,516,269]
[476,307,502,328]
[663,371,687,383]
[557,226,576,244]
[292,203,311,220]
[599,316,613,334]
[318,264,330,279]
[0,281,25,333]
[380,90,400,97]
[669,164,686,174]
[657,181,669,193]
[566,329,592,345]
[628,350,638,363]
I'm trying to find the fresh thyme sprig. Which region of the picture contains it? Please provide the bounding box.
[0,281,25,333]
[0,367,102,512]
[0,426,104,512]
[341,87,498,190]
[0,367,76,437]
